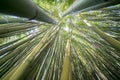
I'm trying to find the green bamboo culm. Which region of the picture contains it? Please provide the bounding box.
[0,18,28,24]
[63,0,120,16]
[0,23,39,35]
[92,26,120,51]
[83,19,120,52]
[0,0,56,24]
[61,30,72,80]
[74,1,120,14]
[2,26,56,80]
[0,30,43,56]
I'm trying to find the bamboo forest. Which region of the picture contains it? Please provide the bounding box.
[0,0,120,80]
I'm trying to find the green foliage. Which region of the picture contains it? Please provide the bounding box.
[0,0,120,80]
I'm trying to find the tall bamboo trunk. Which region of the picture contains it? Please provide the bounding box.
[0,0,55,24]
[61,30,72,80]
[0,30,43,56]
[0,23,39,35]
[63,0,120,16]
[0,18,28,24]
[2,26,58,80]
[82,19,120,52]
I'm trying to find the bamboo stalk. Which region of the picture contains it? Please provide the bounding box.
[0,37,41,78]
[0,18,28,24]
[0,0,55,24]
[0,25,48,37]
[0,41,29,65]
[0,30,44,56]
[61,31,72,80]
[24,28,60,79]
[73,1,120,15]
[2,26,57,80]
[82,19,120,51]
[25,40,54,80]
[0,36,25,48]
[0,37,40,77]
[63,0,120,16]
[0,23,38,35]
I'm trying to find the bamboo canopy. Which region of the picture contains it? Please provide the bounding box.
[0,0,120,80]
[0,0,55,24]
